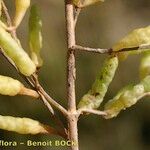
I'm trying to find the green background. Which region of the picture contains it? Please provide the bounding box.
[0,0,150,149]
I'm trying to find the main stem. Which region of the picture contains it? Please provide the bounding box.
[65,1,79,150]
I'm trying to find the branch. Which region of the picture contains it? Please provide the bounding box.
[1,1,18,41]
[32,74,68,116]
[78,109,107,116]
[72,44,150,54]
[116,44,150,53]
[73,45,112,54]
[38,84,68,116]
[74,8,81,27]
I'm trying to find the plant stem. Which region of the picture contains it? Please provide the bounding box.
[65,0,79,150]
[38,84,68,116]
[73,45,112,54]
[74,8,81,27]
[1,1,18,41]
[78,109,107,116]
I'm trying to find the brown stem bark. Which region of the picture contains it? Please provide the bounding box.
[65,0,79,150]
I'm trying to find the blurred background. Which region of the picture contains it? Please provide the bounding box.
[0,0,150,149]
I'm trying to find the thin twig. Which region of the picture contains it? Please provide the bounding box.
[73,45,112,54]
[116,44,150,53]
[74,8,81,27]
[1,1,18,41]
[38,85,68,116]
[31,74,67,138]
[78,109,107,116]
[31,74,68,116]
[39,92,54,114]
[36,81,68,139]
[73,44,150,54]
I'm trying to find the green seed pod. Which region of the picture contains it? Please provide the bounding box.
[0,25,36,76]
[78,56,118,109]
[139,52,150,79]
[0,75,39,98]
[112,26,150,60]
[104,75,150,119]
[0,75,22,96]
[14,0,30,28]
[73,0,104,8]
[29,5,43,68]
[141,75,150,92]
[0,115,54,135]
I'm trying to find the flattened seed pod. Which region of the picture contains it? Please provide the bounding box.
[112,26,150,60]
[14,0,30,28]
[0,75,22,96]
[0,26,36,76]
[29,5,43,67]
[73,0,104,8]
[0,115,54,135]
[104,75,150,119]
[139,52,150,79]
[78,56,118,109]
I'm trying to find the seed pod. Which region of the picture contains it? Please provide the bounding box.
[112,26,150,60]
[73,0,104,8]
[139,52,150,79]
[0,75,22,96]
[0,25,36,76]
[29,5,43,68]
[78,56,118,109]
[14,0,30,28]
[0,115,55,135]
[0,75,39,98]
[104,75,150,119]
[141,75,150,92]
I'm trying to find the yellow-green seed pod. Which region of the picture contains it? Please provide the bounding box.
[78,56,118,109]
[104,75,150,119]
[0,26,36,76]
[14,0,30,28]
[29,5,43,68]
[0,75,39,98]
[141,75,150,92]
[0,75,22,96]
[73,0,104,8]
[112,26,150,60]
[139,52,150,79]
[0,115,55,135]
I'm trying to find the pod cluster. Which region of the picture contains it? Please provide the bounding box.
[97,26,150,119]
